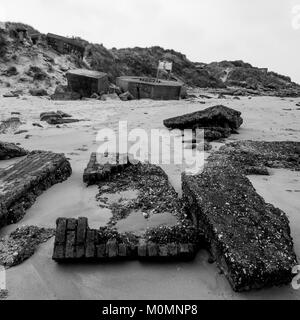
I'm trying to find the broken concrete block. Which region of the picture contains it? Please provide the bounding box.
[164,104,243,130]
[182,141,298,291]
[0,151,72,229]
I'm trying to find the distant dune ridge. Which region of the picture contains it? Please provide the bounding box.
[1,21,300,97]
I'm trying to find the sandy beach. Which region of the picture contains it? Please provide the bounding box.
[0,92,300,299]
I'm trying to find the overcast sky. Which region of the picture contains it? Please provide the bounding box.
[0,0,299,83]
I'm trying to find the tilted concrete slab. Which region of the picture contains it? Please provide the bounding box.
[0,151,72,229]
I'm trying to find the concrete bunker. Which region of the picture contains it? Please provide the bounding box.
[66,69,109,98]
[46,33,85,59]
[116,76,182,100]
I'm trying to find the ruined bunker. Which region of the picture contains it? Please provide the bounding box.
[67,69,109,98]
[46,33,85,58]
[116,76,182,100]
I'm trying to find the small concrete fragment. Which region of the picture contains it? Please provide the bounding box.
[0,141,27,160]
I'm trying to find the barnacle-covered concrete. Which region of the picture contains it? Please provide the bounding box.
[182,141,299,291]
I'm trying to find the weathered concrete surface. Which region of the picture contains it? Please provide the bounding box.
[52,218,198,262]
[0,151,72,229]
[164,105,243,141]
[0,141,27,160]
[211,140,300,174]
[182,141,298,292]
[0,226,54,268]
[83,153,130,186]
[116,76,182,100]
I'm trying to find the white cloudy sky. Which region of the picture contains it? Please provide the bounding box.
[0,0,300,82]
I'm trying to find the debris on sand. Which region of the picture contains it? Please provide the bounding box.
[163,105,243,141]
[29,88,48,96]
[83,153,183,226]
[40,111,80,125]
[0,141,28,160]
[32,123,43,128]
[51,85,81,101]
[0,117,22,134]
[0,226,55,268]
[0,151,72,229]
[14,130,28,135]
[182,141,299,292]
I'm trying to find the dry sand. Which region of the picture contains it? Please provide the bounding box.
[0,91,299,299]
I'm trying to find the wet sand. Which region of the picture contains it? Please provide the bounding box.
[0,93,300,299]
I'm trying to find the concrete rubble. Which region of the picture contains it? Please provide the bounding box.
[182,141,299,291]
[52,218,199,262]
[164,105,243,141]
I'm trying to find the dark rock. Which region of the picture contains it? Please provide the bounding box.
[52,218,199,262]
[0,141,27,160]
